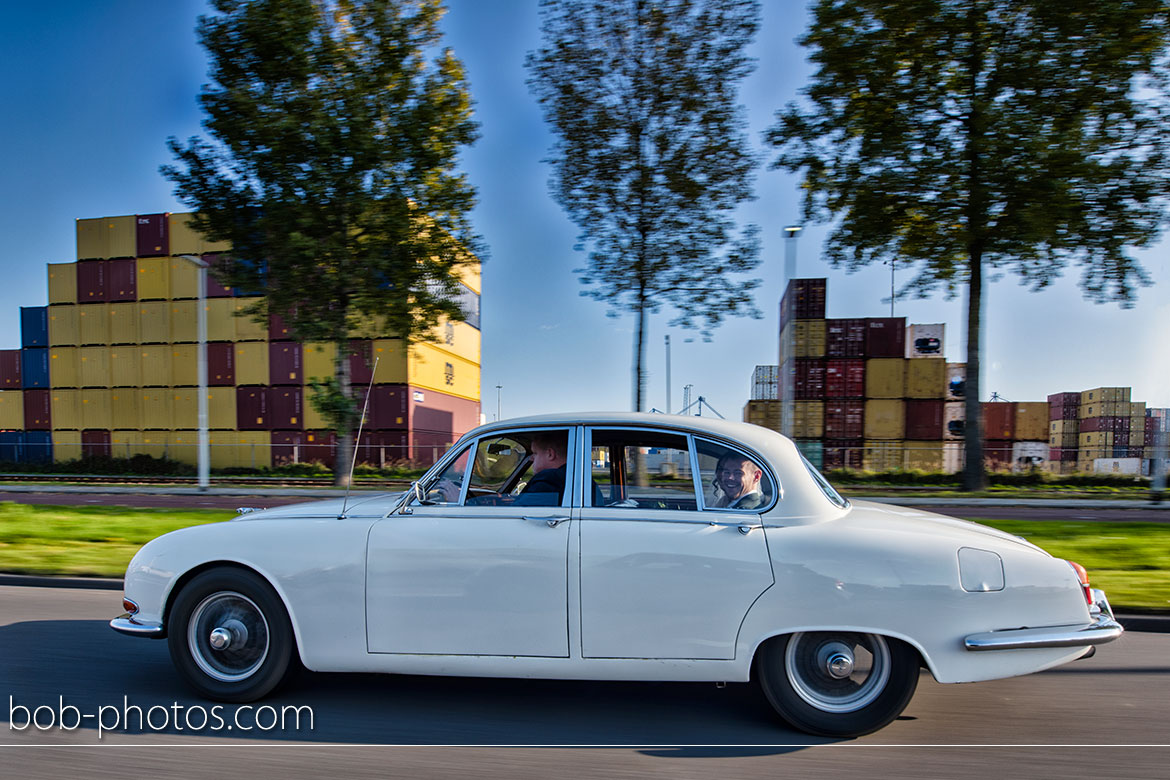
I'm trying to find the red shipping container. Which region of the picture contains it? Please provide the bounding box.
[236,387,269,430]
[824,401,864,439]
[1080,417,1105,433]
[823,439,864,471]
[984,440,1013,470]
[356,431,410,466]
[0,350,21,388]
[369,385,408,429]
[271,431,303,466]
[303,430,336,464]
[23,389,51,429]
[204,253,233,297]
[408,386,482,442]
[1049,447,1078,462]
[864,318,906,358]
[207,342,235,385]
[794,358,826,400]
[135,214,170,257]
[905,400,944,440]
[269,387,304,429]
[1146,417,1157,447]
[1047,392,1080,420]
[81,429,112,458]
[825,319,867,358]
[982,402,1015,440]
[269,311,292,340]
[76,260,108,302]
[106,257,137,301]
[349,340,374,385]
[824,359,864,398]
[269,342,303,385]
[779,278,827,330]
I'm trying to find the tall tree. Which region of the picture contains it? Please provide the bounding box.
[769,0,1170,489]
[527,0,763,412]
[164,0,480,484]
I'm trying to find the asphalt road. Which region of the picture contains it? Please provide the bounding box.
[1,585,1167,778]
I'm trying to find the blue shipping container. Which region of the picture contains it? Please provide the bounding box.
[21,348,50,388]
[0,431,21,462]
[22,431,52,464]
[20,307,48,348]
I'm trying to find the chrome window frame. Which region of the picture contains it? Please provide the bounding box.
[691,434,781,514]
[582,426,701,511]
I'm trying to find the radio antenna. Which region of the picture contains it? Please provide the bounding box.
[339,356,379,520]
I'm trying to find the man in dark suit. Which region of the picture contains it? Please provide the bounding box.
[713,452,766,510]
[513,432,568,506]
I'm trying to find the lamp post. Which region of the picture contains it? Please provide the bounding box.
[495,384,502,421]
[180,255,210,490]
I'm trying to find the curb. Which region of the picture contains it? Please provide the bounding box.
[1,573,1166,633]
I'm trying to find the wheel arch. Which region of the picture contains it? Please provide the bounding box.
[745,627,934,681]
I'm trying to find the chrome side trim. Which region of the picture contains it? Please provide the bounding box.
[109,614,166,638]
[964,589,1123,651]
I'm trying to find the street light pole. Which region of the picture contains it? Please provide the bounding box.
[496,384,502,421]
[180,255,210,491]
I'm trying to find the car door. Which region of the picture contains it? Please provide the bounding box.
[577,428,775,660]
[366,428,575,656]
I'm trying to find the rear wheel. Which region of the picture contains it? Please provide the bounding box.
[167,568,295,702]
[756,631,919,737]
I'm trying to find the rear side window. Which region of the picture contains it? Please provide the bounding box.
[695,438,775,512]
[588,429,697,511]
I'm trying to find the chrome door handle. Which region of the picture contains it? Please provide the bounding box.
[524,516,569,527]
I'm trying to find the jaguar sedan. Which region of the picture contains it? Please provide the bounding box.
[111,413,1122,737]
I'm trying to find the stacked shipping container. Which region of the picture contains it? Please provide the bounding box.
[1,212,482,468]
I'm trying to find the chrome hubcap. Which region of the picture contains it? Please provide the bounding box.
[822,642,855,679]
[188,591,270,683]
[786,632,891,713]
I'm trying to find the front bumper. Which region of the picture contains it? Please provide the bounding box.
[109,614,165,638]
[964,588,1124,651]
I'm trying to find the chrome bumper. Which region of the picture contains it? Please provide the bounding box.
[964,589,1124,651]
[109,614,165,638]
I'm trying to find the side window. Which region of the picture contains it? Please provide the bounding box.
[422,429,571,508]
[419,446,471,506]
[588,429,697,511]
[696,439,775,512]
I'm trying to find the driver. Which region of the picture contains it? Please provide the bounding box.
[712,452,765,510]
[512,432,568,506]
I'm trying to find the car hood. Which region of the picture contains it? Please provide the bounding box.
[232,491,407,521]
[843,499,1048,555]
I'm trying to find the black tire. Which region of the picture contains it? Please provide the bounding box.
[756,631,919,737]
[167,567,296,703]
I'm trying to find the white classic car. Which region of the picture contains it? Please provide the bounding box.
[111,413,1122,737]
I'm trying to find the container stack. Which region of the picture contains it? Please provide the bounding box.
[0,212,482,468]
[1047,392,1080,474]
[742,365,782,431]
[983,401,1049,471]
[778,279,827,466]
[1073,387,1145,474]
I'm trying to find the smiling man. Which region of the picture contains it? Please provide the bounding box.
[713,452,765,510]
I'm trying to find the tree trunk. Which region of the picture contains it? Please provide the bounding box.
[963,253,987,491]
[633,286,648,413]
[334,339,354,488]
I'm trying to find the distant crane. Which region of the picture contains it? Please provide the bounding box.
[989,392,1012,402]
[678,395,725,419]
[681,384,693,416]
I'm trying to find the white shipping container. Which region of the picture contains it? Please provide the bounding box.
[945,363,966,400]
[943,401,965,440]
[943,441,963,474]
[906,323,945,358]
[751,364,780,400]
[1011,441,1048,472]
[1093,457,1142,475]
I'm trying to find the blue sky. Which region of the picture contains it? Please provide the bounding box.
[1,0,1167,421]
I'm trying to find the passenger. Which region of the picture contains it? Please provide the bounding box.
[712,452,766,510]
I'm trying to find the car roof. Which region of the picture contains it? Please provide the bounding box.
[468,412,787,445]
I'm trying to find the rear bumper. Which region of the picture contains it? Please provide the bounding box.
[109,614,165,638]
[964,589,1123,651]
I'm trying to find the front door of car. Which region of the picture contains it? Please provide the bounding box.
[366,429,574,657]
[577,429,775,660]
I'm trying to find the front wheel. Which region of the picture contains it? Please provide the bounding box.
[756,632,919,737]
[167,568,296,702]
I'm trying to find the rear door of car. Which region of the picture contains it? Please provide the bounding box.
[577,426,774,660]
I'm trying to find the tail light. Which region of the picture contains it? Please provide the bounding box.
[122,598,139,615]
[1067,561,1092,606]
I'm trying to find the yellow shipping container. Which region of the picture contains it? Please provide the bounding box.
[139,345,171,386]
[108,303,139,345]
[136,257,171,300]
[864,399,905,439]
[304,390,328,429]
[232,298,268,341]
[170,300,198,343]
[170,345,198,387]
[1129,430,1145,447]
[1129,401,1147,418]
[110,390,140,430]
[1014,402,1049,441]
[425,317,482,366]
[457,260,481,296]
[371,339,408,383]
[1050,419,1078,435]
[78,303,109,345]
[208,431,271,470]
[168,255,201,299]
[139,430,172,459]
[207,388,237,429]
[863,440,904,472]
[408,344,479,401]
[865,359,905,400]
[79,389,112,430]
[905,358,945,399]
[168,213,231,256]
[137,301,169,343]
[48,304,79,347]
[793,401,824,438]
[234,342,269,385]
[50,389,81,429]
[904,442,944,471]
[1078,431,1115,449]
[109,349,141,387]
[170,387,199,430]
[1050,433,1078,449]
[49,346,79,388]
[743,399,782,430]
[205,298,235,341]
[0,390,24,428]
[140,389,173,430]
[78,347,111,388]
[76,216,135,260]
[169,431,198,466]
[48,263,78,305]
[52,430,82,462]
[303,342,335,383]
